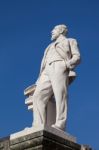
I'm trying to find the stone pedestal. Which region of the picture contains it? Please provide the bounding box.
[10,130,79,150]
[0,126,92,150]
[0,137,10,150]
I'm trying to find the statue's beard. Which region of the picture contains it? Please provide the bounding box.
[51,35,58,41]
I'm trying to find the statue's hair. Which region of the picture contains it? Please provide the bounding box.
[54,24,68,36]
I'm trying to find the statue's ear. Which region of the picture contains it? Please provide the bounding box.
[60,28,64,34]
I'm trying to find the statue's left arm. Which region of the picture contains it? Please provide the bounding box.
[66,38,81,69]
[56,38,81,70]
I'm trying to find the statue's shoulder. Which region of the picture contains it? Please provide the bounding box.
[44,42,53,54]
[61,37,77,46]
[45,43,52,50]
[46,42,53,48]
[68,38,78,45]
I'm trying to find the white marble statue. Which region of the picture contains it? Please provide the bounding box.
[30,24,81,131]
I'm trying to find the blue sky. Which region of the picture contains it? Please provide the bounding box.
[0,0,99,149]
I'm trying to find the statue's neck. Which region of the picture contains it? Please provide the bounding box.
[55,34,67,42]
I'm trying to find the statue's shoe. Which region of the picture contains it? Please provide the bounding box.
[51,124,64,131]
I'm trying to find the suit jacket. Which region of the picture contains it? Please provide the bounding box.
[38,35,81,85]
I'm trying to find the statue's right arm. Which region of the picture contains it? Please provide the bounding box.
[35,46,49,85]
[35,57,45,85]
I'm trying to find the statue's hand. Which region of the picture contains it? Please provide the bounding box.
[66,60,71,69]
[66,60,75,70]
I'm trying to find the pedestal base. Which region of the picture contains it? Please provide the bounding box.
[0,127,92,150]
[10,127,79,150]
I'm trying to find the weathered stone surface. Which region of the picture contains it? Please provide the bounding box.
[10,130,80,150]
[0,136,10,150]
[0,130,92,150]
[10,126,76,142]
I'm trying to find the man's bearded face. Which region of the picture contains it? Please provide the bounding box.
[51,27,61,41]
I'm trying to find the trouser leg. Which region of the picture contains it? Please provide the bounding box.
[32,71,53,126]
[52,78,68,130]
[49,61,69,130]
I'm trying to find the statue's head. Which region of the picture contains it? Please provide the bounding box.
[51,24,68,41]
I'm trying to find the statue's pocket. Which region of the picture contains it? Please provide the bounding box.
[57,60,67,72]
